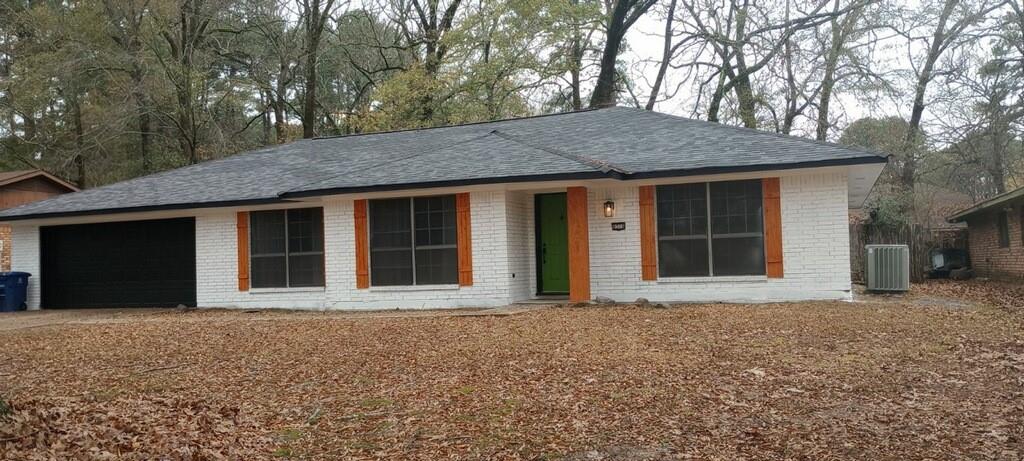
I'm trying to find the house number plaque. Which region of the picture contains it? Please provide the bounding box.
[611,222,626,231]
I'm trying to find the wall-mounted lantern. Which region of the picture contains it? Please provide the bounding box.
[603,200,615,218]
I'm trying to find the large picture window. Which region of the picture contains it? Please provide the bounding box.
[657,179,765,277]
[369,195,458,286]
[250,208,325,288]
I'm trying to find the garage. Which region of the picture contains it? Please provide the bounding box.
[40,218,196,309]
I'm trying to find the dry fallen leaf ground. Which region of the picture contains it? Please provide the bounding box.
[1,280,1022,460]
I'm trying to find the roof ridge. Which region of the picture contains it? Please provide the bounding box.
[311,108,604,141]
[488,129,632,176]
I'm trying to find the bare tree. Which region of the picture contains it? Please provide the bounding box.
[894,0,1006,194]
[814,0,867,139]
[101,0,156,171]
[682,0,869,128]
[300,0,343,138]
[645,0,679,110]
[589,0,659,108]
[155,0,222,164]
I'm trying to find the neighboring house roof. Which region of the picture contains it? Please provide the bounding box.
[948,185,1024,223]
[0,107,887,221]
[0,169,79,192]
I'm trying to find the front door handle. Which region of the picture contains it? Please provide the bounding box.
[542,243,547,264]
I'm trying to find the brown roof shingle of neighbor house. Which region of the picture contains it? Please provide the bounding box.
[0,169,78,270]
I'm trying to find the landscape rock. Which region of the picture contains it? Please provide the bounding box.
[593,296,616,305]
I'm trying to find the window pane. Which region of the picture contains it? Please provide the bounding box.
[414,195,457,246]
[289,254,325,287]
[250,210,286,255]
[998,211,1010,248]
[658,240,709,277]
[369,198,413,286]
[656,184,709,276]
[709,179,765,276]
[371,249,413,286]
[370,198,412,249]
[251,255,286,288]
[287,208,323,253]
[414,195,458,284]
[250,211,287,288]
[709,180,763,235]
[711,236,765,276]
[657,183,707,237]
[415,248,459,285]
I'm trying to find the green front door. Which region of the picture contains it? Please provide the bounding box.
[536,193,569,294]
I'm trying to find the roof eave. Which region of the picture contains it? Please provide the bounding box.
[947,187,1024,223]
[0,197,294,223]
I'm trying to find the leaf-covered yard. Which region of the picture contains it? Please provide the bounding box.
[2,283,1023,460]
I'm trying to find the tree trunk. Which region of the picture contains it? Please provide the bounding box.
[590,0,644,108]
[902,0,958,195]
[303,48,318,138]
[419,38,440,122]
[261,90,272,144]
[70,92,87,188]
[734,74,758,129]
[274,58,289,143]
[707,71,727,122]
[569,9,583,111]
[74,155,86,189]
[645,0,677,111]
[815,58,839,140]
[131,65,152,173]
[730,2,757,129]
[301,0,336,138]
[816,2,861,141]
[590,22,626,106]
[780,0,796,134]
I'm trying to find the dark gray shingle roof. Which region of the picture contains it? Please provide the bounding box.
[0,107,886,220]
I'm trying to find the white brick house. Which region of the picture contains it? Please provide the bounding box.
[0,108,886,310]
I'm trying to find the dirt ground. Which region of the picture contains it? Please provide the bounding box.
[1,280,1022,460]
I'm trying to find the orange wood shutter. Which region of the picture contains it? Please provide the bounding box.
[456,192,473,286]
[354,199,370,289]
[236,211,250,291]
[763,178,784,278]
[566,186,591,302]
[639,185,657,281]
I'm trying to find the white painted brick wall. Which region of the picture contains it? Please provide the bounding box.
[587,171,852,302]
[10,225,40,309]
[505,191,534,301]
[195,210,330,309]
[196,191,515,310]
[8,171,852,310]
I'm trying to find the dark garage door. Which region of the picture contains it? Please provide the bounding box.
[40,218,197,308]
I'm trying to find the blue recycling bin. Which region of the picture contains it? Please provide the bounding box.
[0,272,31,312]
